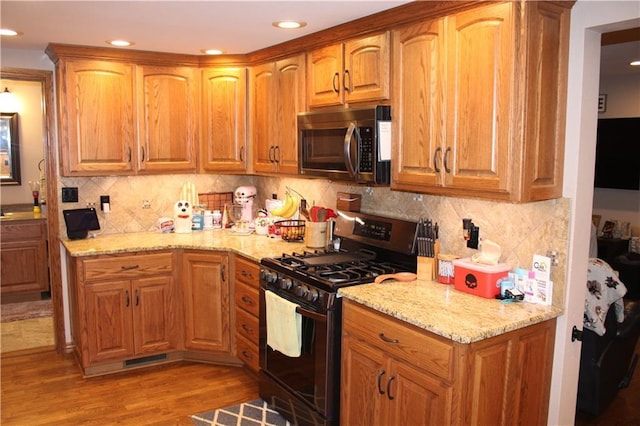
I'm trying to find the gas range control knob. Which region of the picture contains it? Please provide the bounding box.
[278,277,293,290]
[260,269,278,284]
[305,288,319,302]
[295,284,309,298]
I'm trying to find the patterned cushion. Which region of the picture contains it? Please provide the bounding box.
[584,258,627,336]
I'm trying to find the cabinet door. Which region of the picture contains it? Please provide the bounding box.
[200,67,247,173]
[137,65,198,173]
[85,280,135,363]
[0,235,48,294]
[341,335,386,426]
[344,32,390,104]
[273,55,305,175]
[446,3,514,193]
[132,275,180,354]
[391,19,445,191]
[307,43,343,107]
[387,359,452,426]
[60,60,136,175]
[182,252,230,352]
[251,62,276,173]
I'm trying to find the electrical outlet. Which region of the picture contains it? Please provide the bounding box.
[62,187,78,203]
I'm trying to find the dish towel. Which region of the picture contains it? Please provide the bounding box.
[265,290,302,357]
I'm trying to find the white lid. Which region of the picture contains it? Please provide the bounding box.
[452,257,511,272]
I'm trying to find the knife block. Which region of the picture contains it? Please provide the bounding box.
[417,241,440,281]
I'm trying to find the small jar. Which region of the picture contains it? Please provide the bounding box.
[203,210,214,229]
[212,210,222,229]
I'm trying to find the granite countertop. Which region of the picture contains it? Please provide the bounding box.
[61,229,305,262]
[0,211,47,222]
[338,279,563,344]
[62,230,563,344]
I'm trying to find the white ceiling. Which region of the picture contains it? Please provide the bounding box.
[0,1,411,55]
[1,1,637,76]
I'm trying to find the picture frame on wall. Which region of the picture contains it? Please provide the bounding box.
[598,94,607,113]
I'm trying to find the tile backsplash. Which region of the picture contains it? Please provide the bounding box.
[58,174,570,307]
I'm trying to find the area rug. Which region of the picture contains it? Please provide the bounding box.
[0,300,53,323]
[191,399,290,426]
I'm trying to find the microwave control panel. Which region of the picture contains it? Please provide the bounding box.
[359,127,373,172]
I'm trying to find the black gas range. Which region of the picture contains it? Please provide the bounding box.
[258,211,418,426]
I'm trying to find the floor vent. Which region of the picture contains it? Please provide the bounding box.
[124,353,167,367]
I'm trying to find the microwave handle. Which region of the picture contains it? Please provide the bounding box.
[343,122,360,180]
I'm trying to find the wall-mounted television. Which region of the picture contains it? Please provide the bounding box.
[594,117,640,191]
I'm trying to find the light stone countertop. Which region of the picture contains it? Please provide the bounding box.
[61,229,305,262]
[61,230,563,344]
[338,279,563,344]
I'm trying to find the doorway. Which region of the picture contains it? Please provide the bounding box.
[0,68,63,355]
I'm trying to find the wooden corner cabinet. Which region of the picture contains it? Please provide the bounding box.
[307,32,390,108]
[181,250,231,355]
[391,2,571,202]
[251,54,305,175]
[67,251,181,376]
[200,67,248,173]
[0,219,49,297]
[233,255,261,373]
[341,299,556,426]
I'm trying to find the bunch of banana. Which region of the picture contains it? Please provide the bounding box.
[269,192,299,219]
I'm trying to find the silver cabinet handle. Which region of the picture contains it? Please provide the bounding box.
[378,333,399,344]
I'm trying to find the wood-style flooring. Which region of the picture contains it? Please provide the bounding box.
[1,351,258,425]
[1,317,55,354]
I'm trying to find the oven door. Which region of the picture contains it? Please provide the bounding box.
[259,285,341,423]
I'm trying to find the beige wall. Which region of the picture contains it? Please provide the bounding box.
[0,78,46,205]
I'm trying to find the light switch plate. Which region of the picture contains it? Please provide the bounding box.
[62,187,78,203]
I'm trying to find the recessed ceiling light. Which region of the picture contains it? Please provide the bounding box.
[107,40,134,47]
[273,21,306,30]
[0,28,19,36]
[201,49,224,55]
[631,60,640,67]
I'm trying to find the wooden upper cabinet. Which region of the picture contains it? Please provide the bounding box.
[307,32,390,108]
[391,2,570,202]
[445,3,513,194]
[58,59,136,175]
[392,18,446,189]
[251,54,305,175]
[200,67,247,173]
[137,65,198,173]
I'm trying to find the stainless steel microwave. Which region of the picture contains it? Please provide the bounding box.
[298,106,392,185]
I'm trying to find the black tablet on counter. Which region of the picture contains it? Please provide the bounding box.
[63,208,100,240]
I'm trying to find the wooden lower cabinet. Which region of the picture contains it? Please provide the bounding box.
[233,255,260,373]
[69,251,181,375]
[341,299,556,426]
[0,219,49,297]
[182,250,230,353]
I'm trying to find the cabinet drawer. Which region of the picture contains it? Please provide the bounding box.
[236,334,259,372]
[236,307,259,344]
[81,252,173,282]
[343,300,454,381]
[234,256,260,287]
[1,220,46,242]
[235,281,259,317]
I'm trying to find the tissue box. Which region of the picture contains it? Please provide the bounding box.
[452,258,511,298]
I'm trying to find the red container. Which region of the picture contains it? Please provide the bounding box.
[452,258,511,298]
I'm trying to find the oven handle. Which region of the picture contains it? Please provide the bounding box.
[295,306,327,322]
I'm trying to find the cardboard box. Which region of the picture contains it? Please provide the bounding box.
[452,258,511,298]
